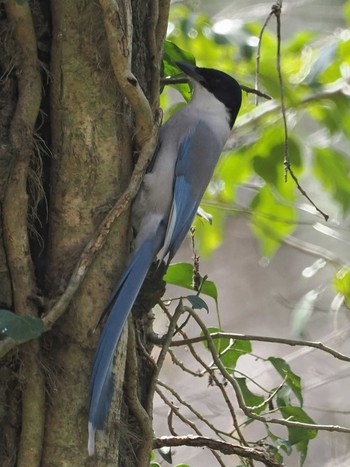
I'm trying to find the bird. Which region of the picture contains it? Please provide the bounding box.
[88,61,242,455]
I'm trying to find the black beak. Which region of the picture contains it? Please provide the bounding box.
[176,61,204,83]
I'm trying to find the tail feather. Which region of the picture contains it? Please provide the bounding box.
[88,237,159,454]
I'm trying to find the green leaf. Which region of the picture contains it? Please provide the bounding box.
[163,40,196,76]
[267,429,292,456]
[202,328,252,370]
[236,377,265,411]
[275,384,292,408]
[333,267,350,307]
[295,438,309,467]
[202,326,230,354]
[268,357,303,406]
[345,0,350,25]
[158,446,172,463]
[313,147,350,213]
[278,405,317,465]
[164,263,218,301]
[186,295,209,311]
[163,41,196,101]
[0,309,44,343]
[250,186,297,257]
[279,405,318,444]
[193,206,226,257]
[253,135,302,188]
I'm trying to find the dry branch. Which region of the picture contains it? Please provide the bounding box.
[2,2,44,466]
[153,435,282,467]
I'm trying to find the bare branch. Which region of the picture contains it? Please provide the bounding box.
[255,1,328,221]
[153,435,282,467]
[157,380,232,440]
[183,306,350,436]
[241,85,272,100]
[146,300,184,415]
[155,386,226,467]
[157,301,249,448]
[168,331,350,363]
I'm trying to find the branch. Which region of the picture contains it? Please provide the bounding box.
[99,0,154,146]
[183,306,350,436]
[153,436,282,467]
[167,331,350,363]
[254,0,328,221]
[2,2,44,466]
[155,386,227,467]
[157,380,232,440]
[241,84,272,100]
[157,302,249,447]
[146,300,184,415]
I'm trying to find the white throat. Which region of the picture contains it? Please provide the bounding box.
[189,82,231,142]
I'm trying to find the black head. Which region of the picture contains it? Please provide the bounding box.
[176,61,242,128]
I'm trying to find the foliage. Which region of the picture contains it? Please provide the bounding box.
[0,309,44,343]
[153,1,350,466]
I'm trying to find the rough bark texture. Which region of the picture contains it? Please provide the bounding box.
[0,0,163,465]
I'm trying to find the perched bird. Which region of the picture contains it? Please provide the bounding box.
[88,62,242,454]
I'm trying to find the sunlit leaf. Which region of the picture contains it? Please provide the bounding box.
[250,186,297,257]
[193,206,226,257]
[313,147,350,213]
[333,267,350,307]
[164,263,218,302]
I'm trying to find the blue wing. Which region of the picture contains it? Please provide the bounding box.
[88,232,163,454]
[160,120,222,263]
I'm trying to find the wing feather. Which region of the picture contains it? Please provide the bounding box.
[159,120,223,263]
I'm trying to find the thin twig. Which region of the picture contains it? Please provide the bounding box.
[168,331,350,363]
[155,386,226,467]
[183,305,350,436]
[157,380,232,441]
[255,7,275,105]
[146,300,184,415]
[163,78,272,101]
[241,85,272,100]
[256,1,329,221]
[158,301,249,449]
[168,347,203,376]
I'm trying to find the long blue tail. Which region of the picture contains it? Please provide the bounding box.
[88,237,159,454]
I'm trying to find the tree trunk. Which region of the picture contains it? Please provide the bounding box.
[0,1,167,465]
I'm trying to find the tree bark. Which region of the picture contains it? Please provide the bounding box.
[0,0,167,465]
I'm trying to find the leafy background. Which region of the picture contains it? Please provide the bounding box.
[152,1,350,466]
